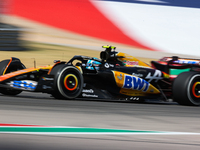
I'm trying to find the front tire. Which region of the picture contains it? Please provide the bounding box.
[50,65,83,99]
[173,72,200,106]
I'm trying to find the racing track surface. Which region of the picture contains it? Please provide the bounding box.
[0,92,200,150]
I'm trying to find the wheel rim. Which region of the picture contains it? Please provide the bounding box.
[57,66,83,99]
[192,82,200,98]
[64,74,78,91]
[188,75,200,105]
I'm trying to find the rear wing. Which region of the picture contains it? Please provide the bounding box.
[151,56,200,75]
[160,56,200,66]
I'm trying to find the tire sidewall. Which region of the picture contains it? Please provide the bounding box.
[57,66,83,99]
[187,74,200,105]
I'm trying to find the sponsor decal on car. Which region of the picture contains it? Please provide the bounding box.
[174,60,200,65]
[104,63,114,68]
[82,89,94,93]
[82,93,98,98]
[116,52,152,68]
[113,71,160,96]
[145,70,163,82]
[132,73,143,77]
[162,57,200,65]
[123,75,149,92]
[123,60,139,66]
[117,74,123,80]
[42,77,54,81]
[104,63,109,68]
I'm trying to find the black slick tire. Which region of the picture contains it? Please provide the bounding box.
[50,65,83,99]
[173,72,200,106]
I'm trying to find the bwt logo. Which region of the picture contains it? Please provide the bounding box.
[123,75,149,92]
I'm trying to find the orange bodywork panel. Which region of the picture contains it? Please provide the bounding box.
[0,66,52,82]
[116,52,152,68]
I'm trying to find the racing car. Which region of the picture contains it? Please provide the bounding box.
[0,45,200,106]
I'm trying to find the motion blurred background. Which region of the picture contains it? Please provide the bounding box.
[1,1,200,150]
[1,0,200,65]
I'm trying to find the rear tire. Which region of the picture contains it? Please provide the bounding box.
[50,65,83,99]
[173,72,200,106]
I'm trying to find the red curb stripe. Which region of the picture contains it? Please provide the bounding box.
[0,123,48,127]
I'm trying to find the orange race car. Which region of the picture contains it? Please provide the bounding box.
[0,46,200,106]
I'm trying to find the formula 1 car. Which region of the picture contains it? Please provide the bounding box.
[0,45,200,106]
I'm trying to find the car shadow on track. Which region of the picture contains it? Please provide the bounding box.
[0,91,180,106]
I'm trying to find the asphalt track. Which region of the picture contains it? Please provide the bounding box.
[0,92,200,150]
